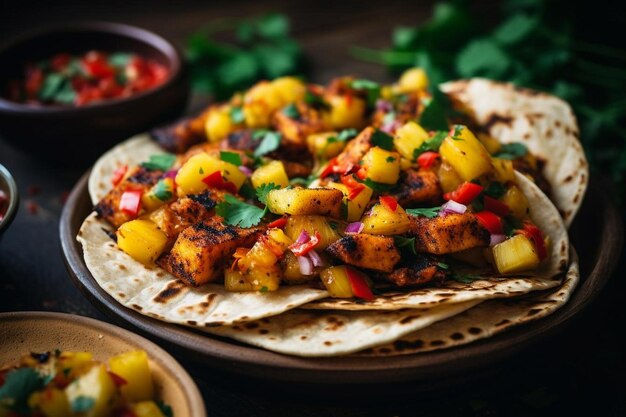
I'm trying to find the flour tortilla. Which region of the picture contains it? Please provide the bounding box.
[441,79,588,226]
[356,247,579,356]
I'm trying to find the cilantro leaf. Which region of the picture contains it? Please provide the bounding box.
[419,89,450,131]
[437,262,449,270]
[153,180,173,201]
[141,154,176,171]
[108,52,133,67]
[354,177,396,192]
[256,182,280,204]
[220,151,242,166]
[304,91,330,110]
[71,396,95,412]
[350,78,381,107]
[0,368,45,413]
[493,14,537,45]
[230,106,245,124]
[450,273,482,283]
[282,103,300,119]
[393,236,417,255]
[484,181,506,199]
[371,129,395,151]
[494,143,528,160]
[413,131,448,158]
[157,401,174,417]
[406,206,441,218]
[456,38,511,78]
[216,194,266,228]
[337,128,358,142]
[39,73,65,101]
[253,131,282,157]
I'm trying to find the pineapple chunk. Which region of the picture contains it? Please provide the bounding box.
[477,133,502,154]
[224,269,255,291]
[64,364,117,417]
[130,401,167,417]
[56,351,94,380]
[327,95,366,129]
[205,106,236,143]
[439,126,492,181]
[361,203,411,235]
[492,158,516,183]
[266,188,344,218]
[243,81,283,128]
[238,240,279,269]
[307,132,345,159]
[492,234,540,274]
[117,220,168,265]
[393,121,429,160]
[437,161,463,193]
[28,388,71,417]
[320,266,354,298]
[271,76,306,104]
[502,185,530,220]
[284,215,341,249]
[108,350,153,402]
[251,160,289,189]
[362,147,401,184]
[327,182,374,222]
[236,260,282,291]
[141,178,175,212]
[175,153,246,195]
[397,67,429,92]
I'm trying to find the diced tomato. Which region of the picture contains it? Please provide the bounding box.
[518,222,547,261]
[108,371,127,386]
[83,51,115,79]
[76,86,103,106]
[149,60,169,84]
[346,267,374,301]
[443,182,484,205]
[289,230,321,256]
[320,158,338,179]
[111,165,128,187]
[98,77,123,98]
[484,196,510,217]
[24,65,44,98]
[475,211,503,235]
[417,151,440,169]
[202,171,238,194]
[267,217,288,229]
[379,195,398,212]
[356,166,368,180]
[119,190,142,217]
[341,175,365,200]
[51,53,71,71]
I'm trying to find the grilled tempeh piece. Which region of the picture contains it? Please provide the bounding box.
[335,126,375,172]
[407,213,490,254]
[150,108,211,153]
[326,234,401,273]
[382,253,446,287]
[95,167,163,228]
[272,103,328,146]
[158,218,263,286]
[392,169,443,207]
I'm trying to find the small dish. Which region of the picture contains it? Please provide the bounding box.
[0,311,206,417]
[0,22,189,164]
[0,163,19,240]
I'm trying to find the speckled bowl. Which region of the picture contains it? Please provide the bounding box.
[0,311,206,417]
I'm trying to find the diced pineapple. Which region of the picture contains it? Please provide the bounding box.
[393,121,429,160]
[241,263,282,291]
[492,234,540,274]
[307,132,345,159]
[251,160,289,189]
[397,67,429,92]
[108,350,153,402]
[361,203,411,235]
[280,251,318,284]
[327,95,366,129]
[439,126,492,181]
[437,161,463,193]
[477,133,502,154]
[271,76,306,104]
[492,158,516,183]
[267,228,293,250]
[266,188,344,218]
[284,215,341,249]
[205,106,236,143]
[130,401,166,417]
[327,182,373,222]
[320,265,354,298]
[141,178,175,212]
[362,147,401,184]
[117,220,168,265]
[28,388,70,417]
[56,351,94,381]
[238,240,279,269]
[501,185,530,220]
[175,153,246,195]
[65,364,117,417]
[243,81,283,128]
[224,269,255,291]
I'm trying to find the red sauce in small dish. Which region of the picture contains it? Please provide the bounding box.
[0,190,8,222]
[5,50,169,106]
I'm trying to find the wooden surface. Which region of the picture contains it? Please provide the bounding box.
[2,1,626,415]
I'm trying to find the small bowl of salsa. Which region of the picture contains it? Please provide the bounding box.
[0,163,19,241]
[0,22,189,165]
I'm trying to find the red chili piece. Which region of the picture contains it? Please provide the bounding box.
[341,175,365,200]
[111,165,128,187]
[474,211,503,235]
[267,217,288,229]
[289,231,321,256]
[379,195,398,212]
[119,190,142,217]
[518,222,548,260]
[443,182,484,205]
[346,267,374,301]
[417,151,440,169]
[483,195,510,217]
[202,171,238,194]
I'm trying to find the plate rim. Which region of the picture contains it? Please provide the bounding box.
[60,170,623,384]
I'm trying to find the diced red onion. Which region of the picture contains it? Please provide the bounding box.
[164,169,178,179]
[381,119,402,135]
[376,99,393,112]
[490,234,506,246]
[297,255,314,275]
[308,250,324,267]
[238,166,253,177]
[295,230,311,244]
[439,200,467,216]
[345,222,364,234]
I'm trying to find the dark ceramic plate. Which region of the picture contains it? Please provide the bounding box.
[60,171,622,384]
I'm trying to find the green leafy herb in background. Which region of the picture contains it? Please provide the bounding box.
[352,0,626,203]
[187,13,305,100]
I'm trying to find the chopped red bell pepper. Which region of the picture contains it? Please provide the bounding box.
[355,166,368,180]
[475,211,503,235]
[202,171,238,194]
[518,222,548,261]
[289,230,321,256]
[82,52,115,78]
[320,158,338,178]
[346,267,374,301]
[107,371,127,386]
[111,165,128,187]
[119,190,142,217]
[443,182,484,205]
[341,175,365,200]
[379,195,398,212]
[267,217,288,229]
[484,195,510,217]
[417,151,440,169]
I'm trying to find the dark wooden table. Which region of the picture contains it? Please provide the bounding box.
[2,1,625,416]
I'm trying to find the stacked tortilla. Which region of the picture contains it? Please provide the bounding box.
[79,79,587,357]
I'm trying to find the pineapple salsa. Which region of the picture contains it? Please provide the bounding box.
[0,350,171,417]
[95,68,550,300]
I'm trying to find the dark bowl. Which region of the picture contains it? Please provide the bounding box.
[0,22,189,165]
[0,163,19,240]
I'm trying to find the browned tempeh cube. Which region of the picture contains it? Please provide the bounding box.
[407,213,490,254]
